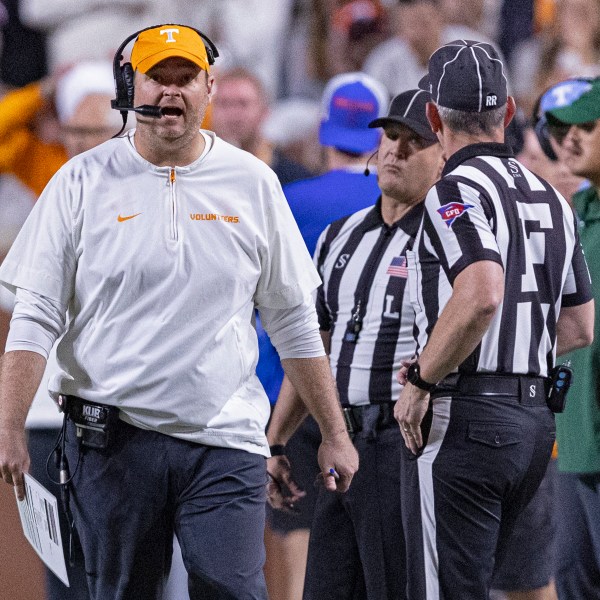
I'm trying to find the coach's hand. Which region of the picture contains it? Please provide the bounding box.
[0,426,30,501]
[266,455,306,513]
[317,431,358,493]
[395,383,430,455]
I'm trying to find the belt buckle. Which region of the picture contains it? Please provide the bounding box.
[519,376,546,406]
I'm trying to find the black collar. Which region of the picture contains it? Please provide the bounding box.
[442,142,513,177]
[361,197,424,238]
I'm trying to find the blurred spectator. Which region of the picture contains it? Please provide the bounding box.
[261,97,322,175]
[179,0,294,99]
[55,61,124,157]
[18,0,169,71]
[281,0,391,101]
[0,0,46,87]
[211,66,313,184]
[279,0,326,99]
[0,176,35,260]
[439,0,488,37]
[363,0,504,96]
[0,76,64,196]
[0,60,120,196]
[326,0,388,76]
[497,0,534,66]
[510,0,600,118]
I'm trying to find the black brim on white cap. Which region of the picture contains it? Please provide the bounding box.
[368,89,437,143]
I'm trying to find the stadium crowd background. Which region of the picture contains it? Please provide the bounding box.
[2,0,600,259]
[0,0,599,599]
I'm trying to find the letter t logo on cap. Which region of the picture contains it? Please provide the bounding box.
[160,28,179,43]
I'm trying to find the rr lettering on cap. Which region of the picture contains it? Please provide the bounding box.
[160,28,180,43]
[486,94,497,107]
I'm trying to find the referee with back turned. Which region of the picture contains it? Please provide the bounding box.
[394,40,595,600]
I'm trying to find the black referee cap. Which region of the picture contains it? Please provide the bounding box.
[418,40,508,113]
[368,89,437,144]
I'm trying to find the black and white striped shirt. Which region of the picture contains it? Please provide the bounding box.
[315,200,422,406]
[408,142,593,377]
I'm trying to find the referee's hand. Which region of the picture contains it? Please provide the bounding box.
[397,358,414,386]
[395,383,430,455]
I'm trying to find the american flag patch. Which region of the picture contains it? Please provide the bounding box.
[387,256,408,278]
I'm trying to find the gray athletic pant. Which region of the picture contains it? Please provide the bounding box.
[64,419,268,600]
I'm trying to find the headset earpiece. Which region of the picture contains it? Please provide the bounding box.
[199,32,218,66]
[122,63,135,107]
[111,30,139,114]
[530,94,557,162]
[533,116,557,162]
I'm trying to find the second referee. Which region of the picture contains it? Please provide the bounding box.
[395,40,595,599]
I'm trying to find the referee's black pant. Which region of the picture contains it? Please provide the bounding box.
[400,385,555,600]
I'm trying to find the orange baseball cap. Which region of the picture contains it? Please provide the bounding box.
[130,25,210,74]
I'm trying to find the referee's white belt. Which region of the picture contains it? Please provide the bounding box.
[436,373,549,405]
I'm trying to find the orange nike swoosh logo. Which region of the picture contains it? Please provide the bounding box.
[117,213,141,222]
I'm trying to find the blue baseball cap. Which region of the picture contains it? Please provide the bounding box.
[319,72,389,154]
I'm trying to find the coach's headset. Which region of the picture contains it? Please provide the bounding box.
[532,77,595,161]
[111,24,219,137]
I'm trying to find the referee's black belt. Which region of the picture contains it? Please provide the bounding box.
[435,373,550,406]
[342,403,396,436]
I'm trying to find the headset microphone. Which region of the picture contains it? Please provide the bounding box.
[363,150,378,176]
[114,104,164,118]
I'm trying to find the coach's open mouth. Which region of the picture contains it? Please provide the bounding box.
[162,107,184,117]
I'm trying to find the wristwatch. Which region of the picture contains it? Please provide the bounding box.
[269,444,286,457]
[406,362,437,392]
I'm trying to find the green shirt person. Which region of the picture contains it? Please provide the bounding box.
[546,76,600,599]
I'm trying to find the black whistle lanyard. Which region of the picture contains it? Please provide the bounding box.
[344,225,395,344]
